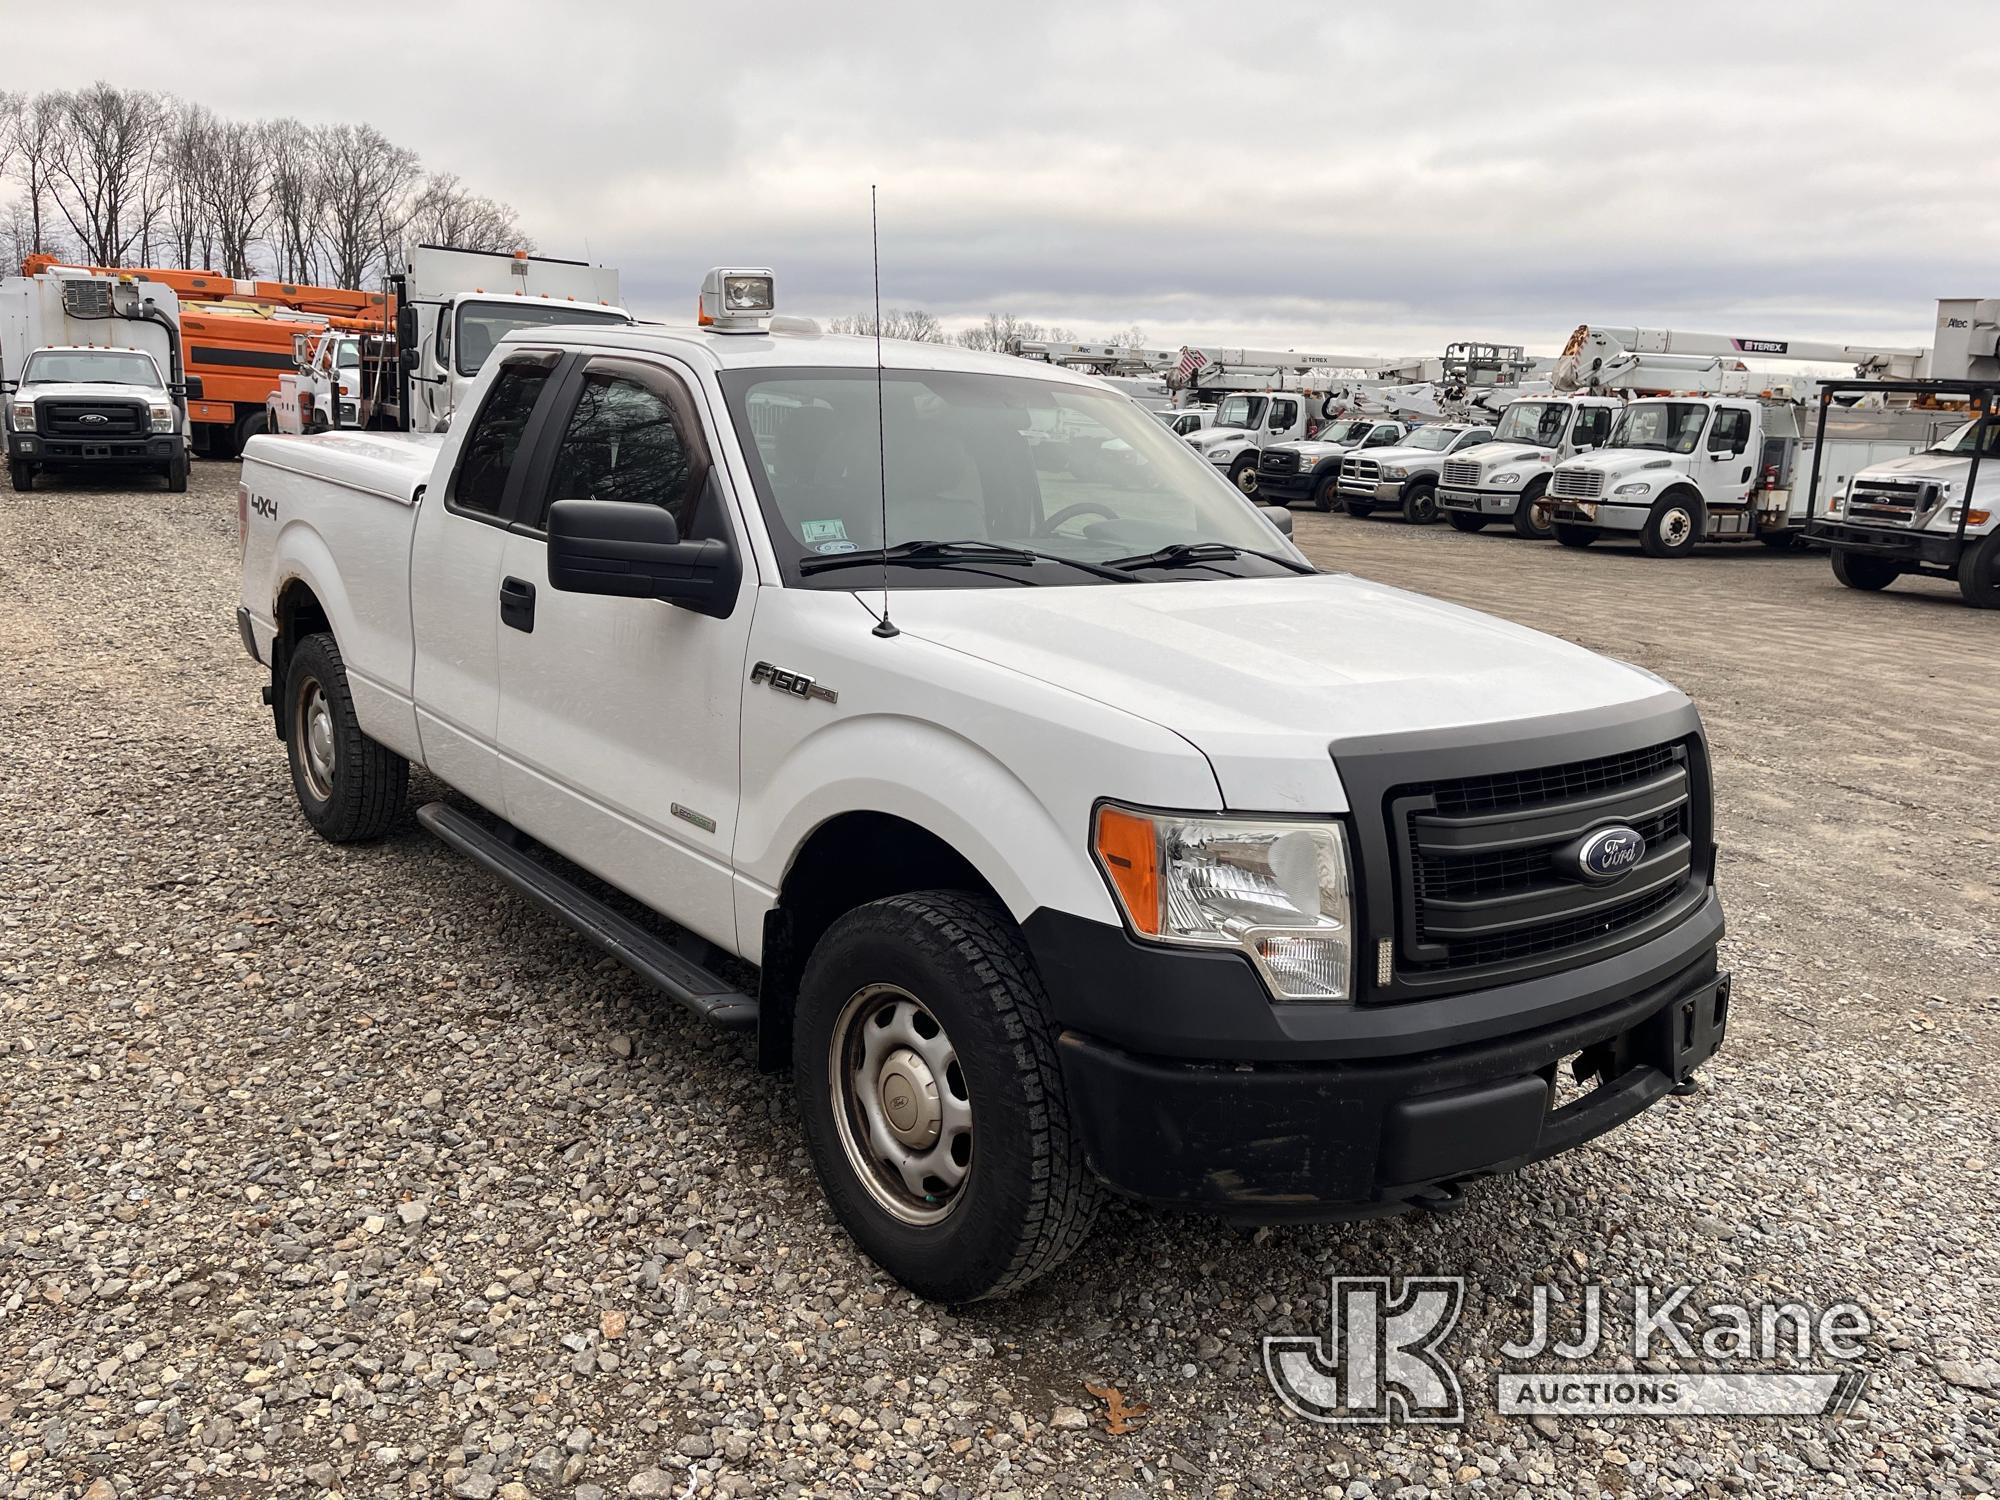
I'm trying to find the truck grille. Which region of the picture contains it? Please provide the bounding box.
[1844,479,1936,527]
[1441,459,1482,488]
[1259,449,1299,476]
[1348,460,1381,483]
[40,400,147,438]
[1550,468,1604,500]
[1390,739,1703,982]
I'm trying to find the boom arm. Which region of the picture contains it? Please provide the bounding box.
[1554,323,1929,392]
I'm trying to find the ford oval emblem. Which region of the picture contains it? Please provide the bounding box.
[1575,825,1645,883]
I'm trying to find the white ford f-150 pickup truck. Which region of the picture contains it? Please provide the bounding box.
[236,269,1729,1302]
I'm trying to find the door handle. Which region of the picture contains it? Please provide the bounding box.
[500,576,536,633]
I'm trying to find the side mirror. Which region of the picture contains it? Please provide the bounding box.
[547,497,737,618]
[182,375,203,401]
[1259,504,1294,537]
[396,305,418,348]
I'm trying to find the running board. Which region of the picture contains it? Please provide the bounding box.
[416,801,759,1032]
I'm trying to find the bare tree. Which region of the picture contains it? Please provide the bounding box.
[263,118,324,283]
[48,83,169,265]
[956,313,1078,352]
[827,308,948,343]
[396,172,532,263]
[197,118,269,277]
[6,92,71,261]
[0,90,20,181]
[315,124,418,287]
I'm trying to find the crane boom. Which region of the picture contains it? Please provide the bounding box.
[1554,323,1929,393]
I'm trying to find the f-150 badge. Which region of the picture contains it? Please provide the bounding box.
[750,661,837,705]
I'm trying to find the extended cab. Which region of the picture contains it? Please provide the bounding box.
[237,269,1730,1302]
[1336,421,1496,524]
[1255,417,1410,510]
[1437,396,1621,539]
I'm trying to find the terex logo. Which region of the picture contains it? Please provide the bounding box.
[1732,338,1790,355]
[1264,1277,1466,1424]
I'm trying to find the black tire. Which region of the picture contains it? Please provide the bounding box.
[8,459,32,492]
[1311,473,1338,512]
[164,447,188,493]
[284,632,408,842]
[1343,499,1374,518]
[1510,478,1553,540]
[1227,454,1259,496]
[1640,491,1702,559]
[1830,549,1900,593]
[238,409,268,450]
[1446,511,1488,533]
[1400,479,1440,525]
[1956,532,2000,608]
[794,891,1101,1303]
[1757,530,1804,552]
[1552,522,1598,549]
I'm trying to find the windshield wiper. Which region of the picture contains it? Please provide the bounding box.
[798,539,1137,582]
[1104,541,1316,575]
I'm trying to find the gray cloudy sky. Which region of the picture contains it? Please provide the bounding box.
[4,1,1992,359]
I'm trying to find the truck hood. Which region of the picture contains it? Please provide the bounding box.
[1448,441,1554,471]
[1557,449,1681,482]
[1274,440,1355,461]
[1857,450,1972,482]
[1188,426,1254,449]
[21,381,161,403]
[1354,443,1443,467]
[887,574,1679,812]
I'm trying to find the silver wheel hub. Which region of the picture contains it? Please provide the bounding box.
[829,985,972,1225]
[1235,467,1258,494]
[1662,508,1693,546]
[297,680,335,799]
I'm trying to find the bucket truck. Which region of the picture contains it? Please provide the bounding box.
[1540,322,1944,556]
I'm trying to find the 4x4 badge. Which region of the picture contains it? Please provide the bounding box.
[750,661,837,705]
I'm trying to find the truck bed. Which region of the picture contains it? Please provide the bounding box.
[238,430,445,763]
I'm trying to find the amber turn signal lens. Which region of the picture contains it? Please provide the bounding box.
[1093,806,1161,935]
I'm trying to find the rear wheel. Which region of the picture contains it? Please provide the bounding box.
[1510,478,1553,539]
[284,632,408,842]
[8,459,32,492]
[1830,549,1900,593]
[1311,473,1338,512]
[1757,530,1805,552]
[1400,480,1439,525]
[1552,522,1598,549]
[1446,511,1488,533]
[238,409,268,449]
[794,891,1100,1303]
[1956,532,2000,608]
[1640,492,1701,559]
[1228,455,1259,495]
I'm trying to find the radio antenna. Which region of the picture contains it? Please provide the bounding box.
[869,184,898,639]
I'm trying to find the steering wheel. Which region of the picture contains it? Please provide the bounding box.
[1036,501,1119,536]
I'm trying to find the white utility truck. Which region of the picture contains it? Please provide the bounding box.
[1,268,199,491]
[1808,301,2000,606]
[1253,416,1411,509]
[1335,421,1497,523]
[236,267,1730,1302]
[1437,395,1623,539]
[388,245,634,434]
[267,328,400,435]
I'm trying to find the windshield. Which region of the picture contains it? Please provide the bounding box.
[720,368,1302,588]
[1214,395,1266,431]
[1324,419,1372,444]
[1608,401,1710,454]
[1926,419,2000,457]
[1493,401,1568,447]
[1402,427,1459,452]
[334,338,360,374]
[453,300,630,376]
[21,350,162,387]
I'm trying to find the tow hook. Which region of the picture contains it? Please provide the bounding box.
[1409,1180,1467,1215]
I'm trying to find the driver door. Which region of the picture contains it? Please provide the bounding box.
[1698,405,1756,506]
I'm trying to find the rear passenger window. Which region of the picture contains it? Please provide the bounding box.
[451,362,552,516]
[534,373,695,531]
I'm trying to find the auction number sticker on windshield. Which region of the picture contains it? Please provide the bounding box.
[801,518,849,544]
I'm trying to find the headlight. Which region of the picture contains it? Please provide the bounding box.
[1614,480,1654,495]
[149,403,175,433]
[1490,471,1521,486]
[10,402,32,430]
[1093,805,1354,1001]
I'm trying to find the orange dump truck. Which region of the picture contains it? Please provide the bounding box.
[20,256,393,456]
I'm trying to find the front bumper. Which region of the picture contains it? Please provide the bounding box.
[1551,498,1648,532]
[1255,468,1323,502]
[7,430,178,467]
[1440,485,1522,517]
[1339,476,1405,503]
[1808,518,1975,570]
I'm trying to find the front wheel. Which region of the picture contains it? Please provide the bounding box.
[1446,511,1489,533]
[164,447,189,493]
[1311,474,1338,512]
[1957,532,2000,608]
[1830,549,1900,593]
[8,459,32,492]
[284,632,408,842]
[1552,522,1598,549]
[1640,493,1701,559]
[1511,479,1554,540]
[1228,455,1259,495]
[1343,499,1374,518]
[1400,481,1439,525]
[794,891,1101,1302]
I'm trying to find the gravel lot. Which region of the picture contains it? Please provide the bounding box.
[2,463,1996,1500]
